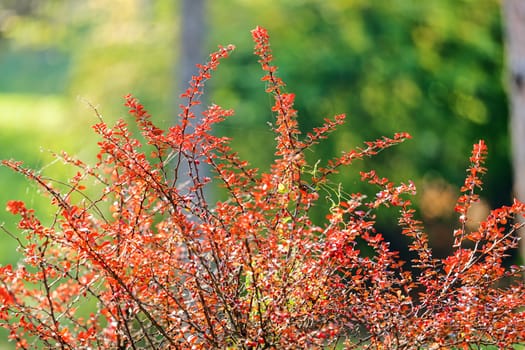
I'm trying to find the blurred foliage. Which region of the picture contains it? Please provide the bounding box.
[208,0,510,253]
[0,0,512,287]
[0,0,514,347]
[2,0,512,242]
[211,0,507,182]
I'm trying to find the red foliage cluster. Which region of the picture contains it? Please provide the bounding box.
[1,26,524,349]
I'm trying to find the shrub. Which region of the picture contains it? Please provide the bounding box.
[1,26,524,349]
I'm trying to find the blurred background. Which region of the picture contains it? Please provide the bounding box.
[0,0,514,347]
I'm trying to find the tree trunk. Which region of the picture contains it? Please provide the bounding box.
[176,0,208,198]
[179,0,206,96]
[503,0,525,261]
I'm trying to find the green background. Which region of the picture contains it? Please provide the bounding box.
[0,0,514,348]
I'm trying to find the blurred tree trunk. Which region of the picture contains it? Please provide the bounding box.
[503,0,525,261]
[177,0,207,194]
[179,0,206,95]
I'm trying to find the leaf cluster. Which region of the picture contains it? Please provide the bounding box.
[1,26,524,349]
